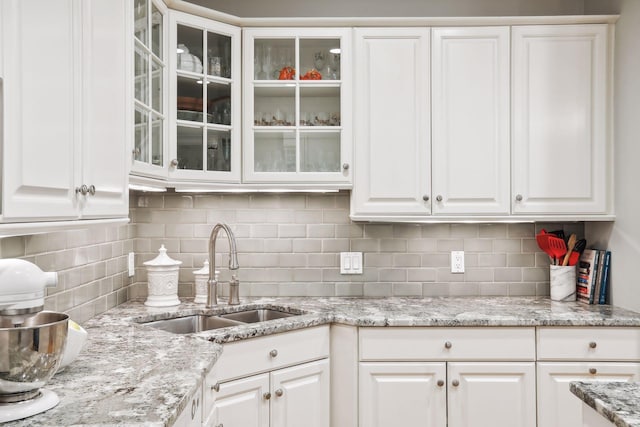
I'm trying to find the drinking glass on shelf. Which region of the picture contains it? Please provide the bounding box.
[254,45,263,80]
[261,45,273,80]
[314,51,326,73]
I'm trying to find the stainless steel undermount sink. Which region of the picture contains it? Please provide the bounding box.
[139,309,301,334]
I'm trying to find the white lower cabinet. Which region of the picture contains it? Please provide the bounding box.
[538,362,640,427]
[536,327,640,427]
[213,359,329,427]
[447,362,536,427]
[210,326,330,427]
[359,362,446,427]
[358,327,536,427]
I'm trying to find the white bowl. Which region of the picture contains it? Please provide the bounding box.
[58,320,87,371]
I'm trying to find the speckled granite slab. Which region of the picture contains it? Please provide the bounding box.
[6,296,640,426]
[571,382,640,427]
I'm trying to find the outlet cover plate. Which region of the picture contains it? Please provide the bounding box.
[451,251,464,273]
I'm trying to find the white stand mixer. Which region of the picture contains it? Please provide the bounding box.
[0,259,67,423]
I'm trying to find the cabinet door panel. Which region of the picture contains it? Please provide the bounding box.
[359,362,446,427]
[271,359,330,427]
[537,362,640,427]
[81,0,129,218]
[447,362,536,427]
[215,373,270,427]
[512,24,609,214]
[431,27,510,215]
[1,0,79,220]
[352,28,430,217]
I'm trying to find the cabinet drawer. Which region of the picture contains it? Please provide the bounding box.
[216,325,330,382]
[537,327,640,361]
[360,327,535,361]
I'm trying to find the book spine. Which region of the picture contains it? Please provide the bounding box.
[591,250,605,305]
[598,251,612,304]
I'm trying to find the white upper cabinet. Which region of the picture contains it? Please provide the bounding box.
[131,0,169,179]
[168,11,241,182]
[0,0,128,222]
[351,28,431,218]
[431,27,510,215]
[512,24,610,215]
[242,28,352,185]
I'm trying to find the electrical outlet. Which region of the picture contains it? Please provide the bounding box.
[340,252,363,275]
[128,252,135,277]
[451,251,464,273]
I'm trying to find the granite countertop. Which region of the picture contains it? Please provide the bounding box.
[571,382,640,427]
[9,296,640,426]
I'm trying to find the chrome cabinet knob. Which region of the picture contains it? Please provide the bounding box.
[589,368,597,375]
[589,341,597,349]
[263,392,271,400]
[452,379,460,387]
[436,195,443,202]
[170,158,179,168]
[422,195,430,202]
[270,349,278,358]
[437,380,444,387]
[444,341,452,349]
[75,184,89,195]
[515,194,523,202]
[212,383,220,392]
[88,185,96,196]
[342,163,350,170]
[275,389,284,397]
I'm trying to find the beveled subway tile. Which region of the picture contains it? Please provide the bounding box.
[235,209,265,223]
[463,239,493,252]
[493,239,522,253]
[450,224,479,238]
[380,239,407,253]
[180,239,208,253]
[409,268,437,282]
[437,239,464,252]
[448,282,480,296]
[477,253,507,267]
[306,194,336,209]
[478,224,508,238]
[308,224,335,238]
[422,283,451,297]
[304,282,336,297]
[351,239,380,252]
[322,239,349,253]
[278,253,308,267]
[479,282,509,296]
[164,195,194,209]
[523,267,548,282]
[206,210,238,224]
[294,210,323,224]
[308,253,338,267]
[363,282,393,297]
[393,253,421,267]
[0,236,26,258]
[265,210,295,223]
[293,269,323,282]
[335,224,364,238]
[379,268,407,282]
[508,223,536,238]
[279,224,306,238]
[166,224,194,238]
[463,268,494,282]
[365,253,393,267]
[421,253,449,268]
[508,253,536,267]
[494,268,523,282]
[322,209,350,224]
[292,239,322,253]
[392,283,423,297]
[335,282,364,297]
[265,239,293,253]
[421,224,451,238]
[392,224,423,238]
[408,238,438,252]
[364,224,394,238]
[508,282,537,296]
[193,194,223,208]
[251,224,278,238]
[239,253,279,268]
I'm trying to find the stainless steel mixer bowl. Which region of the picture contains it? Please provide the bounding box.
[0,311,69,402]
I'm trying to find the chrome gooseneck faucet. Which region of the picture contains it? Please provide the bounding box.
[207,223,240,307]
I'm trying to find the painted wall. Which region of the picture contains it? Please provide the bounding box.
[184,0,585,18]
[585,0,640,311]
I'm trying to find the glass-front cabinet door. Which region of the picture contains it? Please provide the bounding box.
[243,28,352,185]
[133,0,168,178]
[168,11,241,182]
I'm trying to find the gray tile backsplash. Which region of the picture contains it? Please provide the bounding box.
[0,191,584,323]
[0,225,135,324]
[130,192,584,299]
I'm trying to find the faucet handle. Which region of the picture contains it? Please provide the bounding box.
[230,274,239,285]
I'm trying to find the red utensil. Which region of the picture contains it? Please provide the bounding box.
[536,230,555,264]
[547,235,567,265]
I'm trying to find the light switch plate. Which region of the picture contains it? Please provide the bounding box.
[340,252,363,275]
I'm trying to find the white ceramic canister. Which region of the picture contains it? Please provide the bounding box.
[193,261,219,304]
[144,245,182,307]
